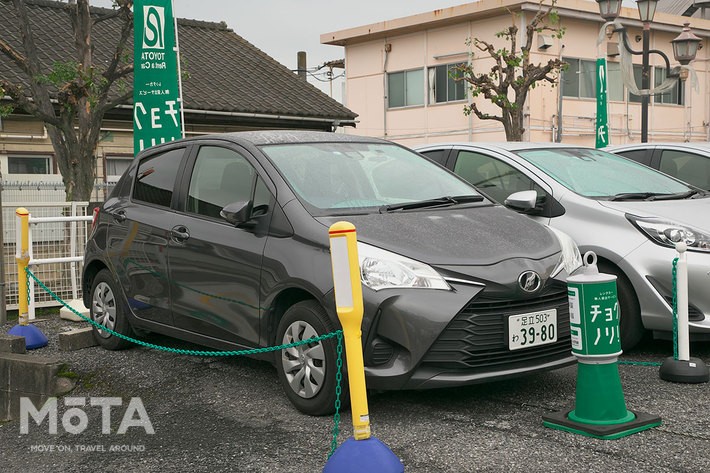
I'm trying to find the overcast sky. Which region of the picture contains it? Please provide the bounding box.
[93,0,468,101]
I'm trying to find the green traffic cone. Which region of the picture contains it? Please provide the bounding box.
[543,252,661,439]
[543,361,661,439]
[569,362,634,425]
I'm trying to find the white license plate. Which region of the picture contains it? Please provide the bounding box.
[508,309,557,350]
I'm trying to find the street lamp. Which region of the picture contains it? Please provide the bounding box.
[597,0,622,21]
[672,23,702,65]
[595,0,701,142]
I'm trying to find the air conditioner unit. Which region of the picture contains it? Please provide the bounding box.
[607,42,620,57]
[537,34,553,50]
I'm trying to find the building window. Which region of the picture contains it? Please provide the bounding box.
[562,58,683,106]
[388,69,424,108]
[562,58,596,99]
[428,63,466,104]
[607,61,624,102]
[654,66,683,105]
[8,156,50,174]
[628,64,644,103]
[105,156,133,180]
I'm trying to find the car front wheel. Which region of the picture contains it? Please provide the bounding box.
[598,262,644,351]
[275,300,346,416]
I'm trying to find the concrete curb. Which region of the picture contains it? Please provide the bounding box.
[0,353,76,421]
[0,334,26,354]
[59,327,98,351]
[59,299,89,322]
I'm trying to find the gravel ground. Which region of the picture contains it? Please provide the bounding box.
[2,313,710,472]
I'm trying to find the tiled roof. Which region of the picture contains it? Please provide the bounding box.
[656,0,710,18]
[0,0,357,123]
[657,0,694,16]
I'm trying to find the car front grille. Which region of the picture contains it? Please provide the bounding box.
[421,287,571,371]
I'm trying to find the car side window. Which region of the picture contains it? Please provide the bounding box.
[252,174,272,217]
[616,149,651,166]
[133,148,186,207]
[659,150,710,190]
[420,149,448,165]
[187,146,256,219]
[453,150,545,204]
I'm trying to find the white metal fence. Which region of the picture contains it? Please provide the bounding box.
[2,181,115,310]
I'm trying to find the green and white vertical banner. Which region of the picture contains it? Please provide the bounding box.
[133,0,184,154]
[595,58,609,149]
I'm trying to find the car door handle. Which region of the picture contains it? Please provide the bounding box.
[109,210,126,223]
[170,225,190,242]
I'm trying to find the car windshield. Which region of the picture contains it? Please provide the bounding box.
[516,148,691,198]
[261,142,481,213]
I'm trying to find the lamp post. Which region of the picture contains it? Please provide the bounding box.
[595,0,701,142]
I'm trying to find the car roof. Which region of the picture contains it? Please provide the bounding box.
[606,142,710,152]
[214,130,389,146]
[137,130,388,157]
[416,142,594,152]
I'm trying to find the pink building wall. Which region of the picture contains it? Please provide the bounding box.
[324,0,710,148]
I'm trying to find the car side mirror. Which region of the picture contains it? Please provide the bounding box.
[504,190,537,211]
[220,200,253,226]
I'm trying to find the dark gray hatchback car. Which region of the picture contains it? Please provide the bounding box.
[83,131,579,415]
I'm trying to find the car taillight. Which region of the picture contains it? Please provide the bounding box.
[91,207,100,232]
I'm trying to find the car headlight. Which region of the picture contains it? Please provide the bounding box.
[547,226,583,277]
[358,242,451,291]
[627,215,710,252]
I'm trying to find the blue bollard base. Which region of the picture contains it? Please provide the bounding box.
[8,324,48,350]
[323,437,403,473]
[659,357,709,384]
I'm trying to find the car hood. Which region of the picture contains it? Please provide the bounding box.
[316,205,559,266]
[597,197,710,231]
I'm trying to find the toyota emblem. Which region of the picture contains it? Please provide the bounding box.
[518,271,542,293]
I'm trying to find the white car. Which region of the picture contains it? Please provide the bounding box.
[606,142,710,191]
[417,142,710,350]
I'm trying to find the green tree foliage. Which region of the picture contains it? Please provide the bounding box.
[460,0,566,141]
[0,0,133,200]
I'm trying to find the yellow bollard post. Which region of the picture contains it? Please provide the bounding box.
[8,208,48,349]
[16,207,30,327]
[328,221,370,440]
[324,222,403,473]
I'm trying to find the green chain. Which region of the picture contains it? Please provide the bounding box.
[672,257,679,361]
[329,333,344,459]
[26,267,343,454]
[618,360,662,367]
[616,257,680,368]
[25,267,31,312]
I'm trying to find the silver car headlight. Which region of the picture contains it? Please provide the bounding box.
[357,242,451,291]
[547,226,583,277]
[628,215,710,252]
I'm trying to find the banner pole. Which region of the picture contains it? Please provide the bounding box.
[172,0,185,139]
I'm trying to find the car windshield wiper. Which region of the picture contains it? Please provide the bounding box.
[379,195,483,213]
[647,190,701,201]
[609,192,669,201]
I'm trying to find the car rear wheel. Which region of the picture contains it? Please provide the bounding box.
[598,262,644,351]
[90,269,134,350]
[276,300,346,416]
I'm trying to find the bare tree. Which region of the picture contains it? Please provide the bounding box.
[461,1,565,141]
[0,0,133,201]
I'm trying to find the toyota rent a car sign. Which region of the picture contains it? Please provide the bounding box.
[133,0,183,154]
